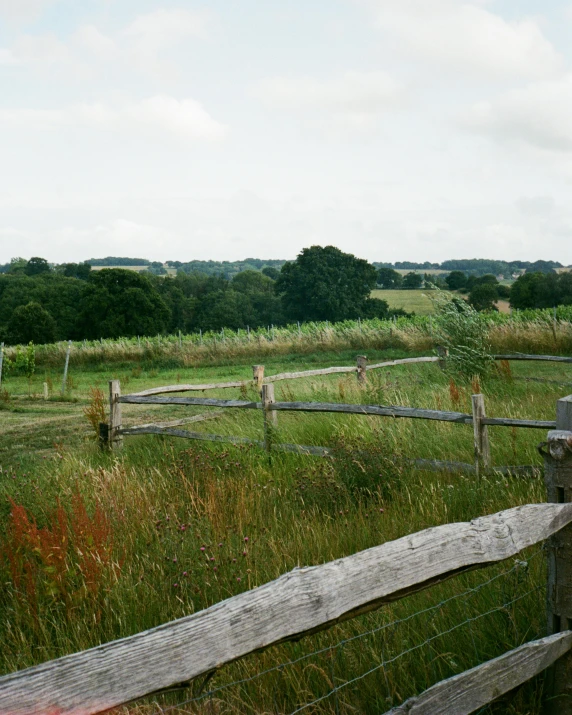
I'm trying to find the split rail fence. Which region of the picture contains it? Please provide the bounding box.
[1,399,572,714]
[105,352,571,476]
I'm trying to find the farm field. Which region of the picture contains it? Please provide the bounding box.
[1,348,571,713]
[372,289,437,315]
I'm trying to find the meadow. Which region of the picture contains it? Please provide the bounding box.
[1,332,571,713]
[371,289,437,315]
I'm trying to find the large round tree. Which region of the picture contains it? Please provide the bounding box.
[275,246,385,321]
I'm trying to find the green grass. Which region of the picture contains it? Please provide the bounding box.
[372,289,437,315]
[0,351,571,713]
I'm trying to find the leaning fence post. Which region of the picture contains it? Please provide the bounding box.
[108,379,123,450]
[61,340,72,396]
[253,365,265,394]
[544,395,572,714]
[262,383,277,451]
[471,393,491,476]
[356,355,367,385]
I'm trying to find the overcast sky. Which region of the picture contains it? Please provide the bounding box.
[1,0,571,265]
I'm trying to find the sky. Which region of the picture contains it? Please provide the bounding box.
[1,0,571,266]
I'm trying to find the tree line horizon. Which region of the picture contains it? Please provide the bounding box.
[0,249,570,346]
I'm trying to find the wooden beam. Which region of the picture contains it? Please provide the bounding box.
[493,354,572,363]
[481,417,556,429]
[119,396,261,409]
[367,356,440,370]
[108,380,123,450]
[270,401,473,423]
[472,394,491,476]
[1,503,571,715]
[383,631,572,715]
[118,425,262,446]
[264,365,356,383]
[127,381,247,397]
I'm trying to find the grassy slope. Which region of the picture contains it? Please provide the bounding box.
[372,289,436,315]
[0,352,571,713]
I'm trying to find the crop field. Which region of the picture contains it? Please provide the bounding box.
[1,337,571,713]
[372,289,437,315]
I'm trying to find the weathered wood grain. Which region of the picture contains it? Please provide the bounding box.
[384,631,572,715]
[108,380,122,449]
[119,395,261,409]
[128,381,247,396]
[1,503,571,715]
[264,365,357,382]
[481,417,556,429]
[472,394,491,474]
[493,354,572,363]
[367,356,440,370]
[270,401,473,423]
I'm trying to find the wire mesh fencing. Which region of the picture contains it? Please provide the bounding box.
[120,546,546,715]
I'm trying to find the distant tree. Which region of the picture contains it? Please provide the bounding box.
[445,271,467,291]
[525,260,557,275]
[61,263,91,280]
[232,270,274,295]
[402,272,423,289]
[78,269,170,338]
[25,257,51,276]
[377,267,402,289]
[468,284,498,312]
[8,258,27,275]
[6,302,57,345]
[275,245,379,321]
[496,284,511,299]
[261,266,280,280]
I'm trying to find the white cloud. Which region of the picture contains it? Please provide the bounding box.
[368,0,562,81]
[124,9,207,75]
[0,0,59,21]
[460,75,572,153]
[11,32,69,65]
[0,96,228,142]
[256,71,405,132]
[73,25,116,61]
[0,48,19,65]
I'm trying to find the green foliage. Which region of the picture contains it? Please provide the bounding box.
[402,272,423,289]
[78,270,170,339]
[511,271,572,309]
[468,283,499,312]
[445,271,467,291]
[6,302,57,345]
[432,291,495,379]
[377,267,403,289]
[24,257,51,276]
[276,245,381,321]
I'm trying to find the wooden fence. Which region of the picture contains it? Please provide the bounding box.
[106,352,570,475]
[1,405,572,714]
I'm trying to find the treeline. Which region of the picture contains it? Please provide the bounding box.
[0,247,398,345]
[375,258,562,276]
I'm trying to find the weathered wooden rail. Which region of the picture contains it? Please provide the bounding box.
[1,501,571,715]
[112,374,562,474]
[127,352,571,397]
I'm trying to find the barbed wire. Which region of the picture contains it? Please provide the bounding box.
[144,548,543,714]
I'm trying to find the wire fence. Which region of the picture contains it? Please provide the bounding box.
[121,547,545,715]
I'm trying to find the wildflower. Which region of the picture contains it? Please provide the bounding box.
[242,551,247,557]
[182,571,188,577]
[236,577,241,582]
[244,536,249,543]
[210,557,215,562]
[173,583,179,588]
[200,546,205,552]
[173,557,177,563]
[218,542,223,547]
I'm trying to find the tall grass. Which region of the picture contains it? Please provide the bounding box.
[0,356,565,713]
[3,306,571,369]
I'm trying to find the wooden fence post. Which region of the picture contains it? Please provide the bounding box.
[253,365,264,394]
[437,346,449,370]
[61,340,72,396]
[261,383,276,451]
[0,342,4,389]
[472,394,491,476]
[544,394,572,714]
[109,380,123,450]
[357,355,367,385]
[43,382,49,400]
